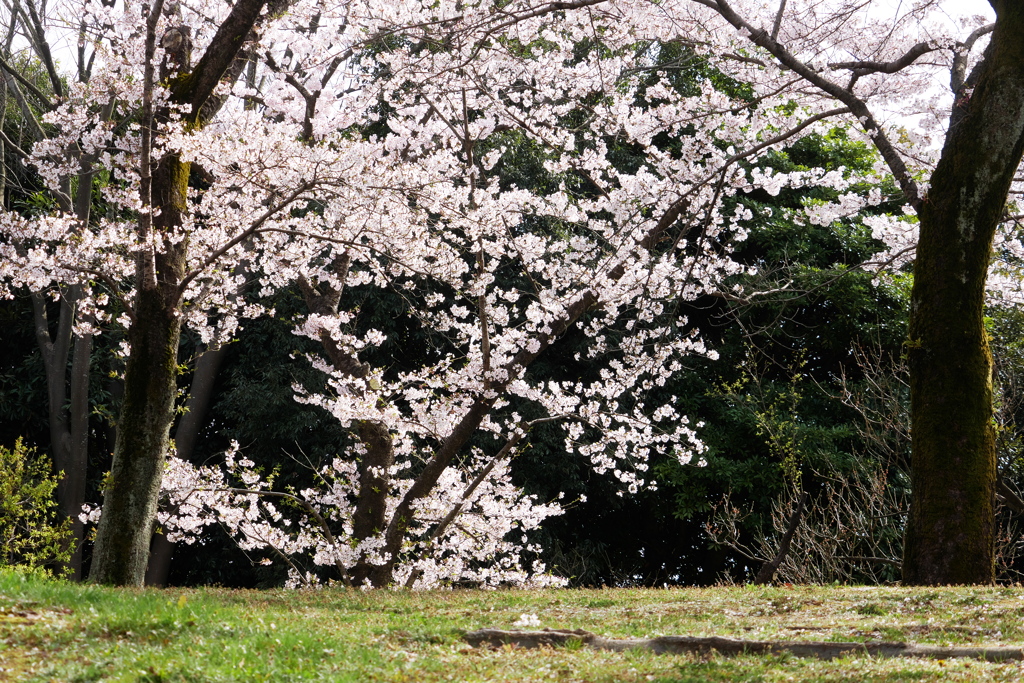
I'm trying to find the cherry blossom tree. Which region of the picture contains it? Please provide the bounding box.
[2,0,961,587]
[127,444,569,588]
[0,0,255,580]
[227,0,874,587]
[2,0,301,584]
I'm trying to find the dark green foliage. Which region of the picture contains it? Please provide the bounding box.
[0,296,50,448]
[648,130,910,584]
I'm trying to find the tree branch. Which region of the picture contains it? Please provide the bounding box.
[770,0,786,41]
[0,52,53,110]
[951,23,995,93]
[19,0,63,99]
[191,487,351,586]
[753,490,808,584]
[699,0,922,208]
[829,42,937,76]
[174,0,271,119]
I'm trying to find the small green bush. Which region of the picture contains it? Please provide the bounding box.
[0,438,72,576]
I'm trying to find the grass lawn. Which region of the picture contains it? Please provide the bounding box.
[4,569,1024,681]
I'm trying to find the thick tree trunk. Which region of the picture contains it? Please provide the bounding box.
[29,103,110,579]
[174,344,227,462]
[91,151,188,586]
[349,419,396,586]
[90,137,190,585]
[89,282,182,585]
[903,0,1024,585]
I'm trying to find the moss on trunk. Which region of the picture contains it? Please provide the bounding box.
[89,154,190,586]
[88,287,182,585]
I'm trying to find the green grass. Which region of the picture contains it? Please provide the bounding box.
[4,569,1024,681]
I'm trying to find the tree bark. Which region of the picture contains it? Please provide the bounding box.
[348,419,396,586]
[31,286,91,579]
[90,144,189,585]
[89,272,183,585]
[61,327,92,579]
[903,0,1024,584]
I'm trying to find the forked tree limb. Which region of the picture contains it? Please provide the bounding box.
[465,628,1024,661]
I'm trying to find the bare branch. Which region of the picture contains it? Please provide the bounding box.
[998,479,1024,516]
[0,52,53,110]
[0,66,46,140]
[835,555,902,568]
[829,42,937,76]
[753,490,808,584]
[19,0,63,99]
[951,23,995,94]
[0,126,28,158]
[770,0,786,41]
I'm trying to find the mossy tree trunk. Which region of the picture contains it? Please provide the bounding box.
[87,237,185,584]
[903,0,1024,585]
[88,0,273,586]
